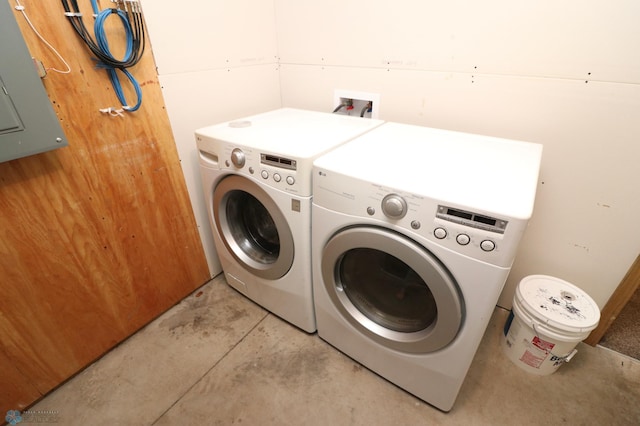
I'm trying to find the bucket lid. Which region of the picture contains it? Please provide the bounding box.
[516,275,600,334]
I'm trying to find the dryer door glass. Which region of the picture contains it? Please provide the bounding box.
[340,248,437,333]
[322,226,462,353]
[214,175,294,280]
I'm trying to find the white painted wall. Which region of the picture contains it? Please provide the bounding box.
[142,0,640,309]
[140,0,282,277]
[276,0,640,308]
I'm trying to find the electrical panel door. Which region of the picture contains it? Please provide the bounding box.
[0,0,67,163]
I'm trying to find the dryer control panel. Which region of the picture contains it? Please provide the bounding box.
[313,168,529,268]
[436,205,507,234]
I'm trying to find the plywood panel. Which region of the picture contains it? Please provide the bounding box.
[0,349,40,411]
[0,0,209,407]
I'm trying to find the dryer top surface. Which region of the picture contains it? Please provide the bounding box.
[313,122,543,219]
[195,108,383,159]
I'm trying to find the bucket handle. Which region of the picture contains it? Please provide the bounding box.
[563,348,578,363]
[549,348,578,365]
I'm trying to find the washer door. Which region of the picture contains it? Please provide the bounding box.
[214,175,294,280]
[321,226,463,353]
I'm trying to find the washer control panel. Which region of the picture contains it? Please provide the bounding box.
[230,148,245,168]
[216,146,302,194]
[258,153,297,188]
[260,153,297,170]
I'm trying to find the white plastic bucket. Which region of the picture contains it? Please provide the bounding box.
[502,275,600,375]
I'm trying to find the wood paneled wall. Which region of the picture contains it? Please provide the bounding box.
[0,0,210,412]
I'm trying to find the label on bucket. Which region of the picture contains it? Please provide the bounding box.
[517,336,555,369]
[520,349,547,368]
[532,336,555,352]
[505,314,557,370]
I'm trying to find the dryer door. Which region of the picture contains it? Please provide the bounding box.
[321,226,463,353]
[214,175,294,280]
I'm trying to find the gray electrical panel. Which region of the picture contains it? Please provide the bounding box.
[0,1,68,163]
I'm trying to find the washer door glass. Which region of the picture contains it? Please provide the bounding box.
[322,226,463,353]
[214,175,294,280]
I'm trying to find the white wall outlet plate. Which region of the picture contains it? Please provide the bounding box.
[333,89,380,119]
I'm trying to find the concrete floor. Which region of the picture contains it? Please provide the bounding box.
[30,274,640,425]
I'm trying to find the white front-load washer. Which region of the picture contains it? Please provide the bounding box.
[196,108,383,333]
[312,122,542,410]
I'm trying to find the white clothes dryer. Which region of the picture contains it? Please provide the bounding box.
[312,122,542,410]
[196,108,383,333]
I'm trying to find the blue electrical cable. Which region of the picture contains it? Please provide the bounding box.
[92,1,141,111]
[62,0,145,112]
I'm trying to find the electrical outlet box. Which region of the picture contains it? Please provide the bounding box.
[333,89,380,119]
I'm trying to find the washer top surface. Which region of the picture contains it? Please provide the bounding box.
[195,108,383,159]
[313,122,543,219]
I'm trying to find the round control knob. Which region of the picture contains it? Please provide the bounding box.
[230,148,245,168]
[273,173,281,182]
[381,194,407,219]
[286,176,295,185]
[261,170,269,179]
[480,240,496,252]
[456,234,470,245]
[434,227,447,239]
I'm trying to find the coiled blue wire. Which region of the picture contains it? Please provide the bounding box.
[91,0,142,111]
